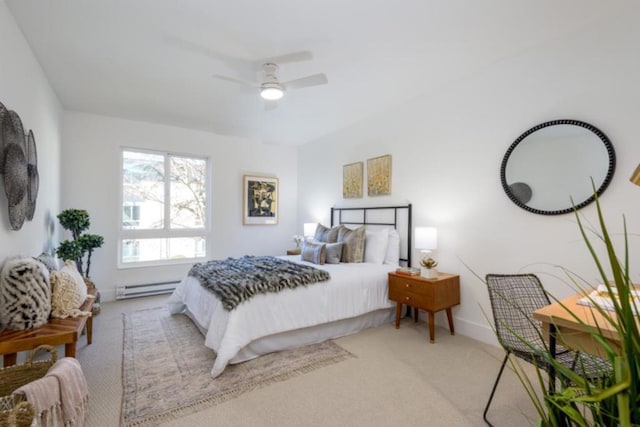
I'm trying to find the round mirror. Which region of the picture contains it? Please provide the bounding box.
[501,119,615,215]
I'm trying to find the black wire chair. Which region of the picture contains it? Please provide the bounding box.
[483,273,611,427]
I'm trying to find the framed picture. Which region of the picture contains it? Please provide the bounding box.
[343,162,363,199]
[367,154,392,196]
[243,175,278,225]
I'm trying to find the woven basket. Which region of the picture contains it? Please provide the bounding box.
[0,345,58,427]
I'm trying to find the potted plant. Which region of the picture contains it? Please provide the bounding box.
[55,209,104,282]
[502,193,639,426]
[420,257,438,279]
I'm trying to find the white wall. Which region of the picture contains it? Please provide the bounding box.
[297,7,640,345]
[62,112,298,301]
[0,2,62,263]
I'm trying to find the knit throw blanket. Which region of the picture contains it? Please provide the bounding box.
[13,357,89,427]
[188,256,331,310]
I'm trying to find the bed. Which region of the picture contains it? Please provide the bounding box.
[167,204,412,378]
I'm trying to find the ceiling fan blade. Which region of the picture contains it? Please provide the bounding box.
[163,34,250,71]
[282,73,328,90]
[212,74,259,88]
[259,51,313,66]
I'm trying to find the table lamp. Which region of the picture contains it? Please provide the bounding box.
[303,223,317,239]
[631,164,640,187]
[415,227,438,277]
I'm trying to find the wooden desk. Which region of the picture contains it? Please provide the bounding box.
[533,293,622,358]
[0,288,96,366]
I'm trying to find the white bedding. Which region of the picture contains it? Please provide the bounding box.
[167,255,397,378]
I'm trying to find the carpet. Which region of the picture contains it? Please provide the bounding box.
[121,307,355,426]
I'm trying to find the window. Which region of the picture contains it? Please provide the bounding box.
[119,149,209,267]
[123,203,141,227]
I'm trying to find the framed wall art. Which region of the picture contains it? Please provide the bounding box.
[367,154,392,196]
[243,175,278,225]
[342,162,363,199]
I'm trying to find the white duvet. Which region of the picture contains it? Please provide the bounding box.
[167,256,396,378]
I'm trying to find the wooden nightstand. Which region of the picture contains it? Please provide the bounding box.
[286,248,301,255]
[388,272,460,343]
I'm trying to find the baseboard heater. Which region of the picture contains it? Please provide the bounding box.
[116,280,180,300]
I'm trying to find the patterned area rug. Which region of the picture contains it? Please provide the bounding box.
[121,307,354,426]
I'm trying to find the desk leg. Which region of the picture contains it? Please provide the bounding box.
[548,324,557,393]
[395,303,402,329]
[3,353,17,367]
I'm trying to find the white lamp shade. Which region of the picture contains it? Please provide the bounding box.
[415,227,437,250]
[304,223,317,238]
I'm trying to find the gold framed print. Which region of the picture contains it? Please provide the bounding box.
[343,162,363,199]
[367,154,392,196]
[243,175,278,225]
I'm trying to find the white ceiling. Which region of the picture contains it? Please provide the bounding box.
[6,0,613,146]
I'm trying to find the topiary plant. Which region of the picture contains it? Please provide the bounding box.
[55,209,104,277]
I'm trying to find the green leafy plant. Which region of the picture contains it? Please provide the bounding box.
[503,193,639,426]
[56,209,104,278]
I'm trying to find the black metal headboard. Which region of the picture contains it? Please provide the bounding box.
[330,204,412,267]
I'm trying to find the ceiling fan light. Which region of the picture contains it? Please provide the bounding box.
[261,87,284,100]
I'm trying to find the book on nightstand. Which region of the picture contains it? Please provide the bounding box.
[395,267,420,276]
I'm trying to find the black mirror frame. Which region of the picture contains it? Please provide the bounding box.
[500,119,616,215]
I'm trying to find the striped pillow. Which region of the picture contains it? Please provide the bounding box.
[338,226,366,263]
[314,224,342,243]
[325,242,343,264]
[301,241,327,265]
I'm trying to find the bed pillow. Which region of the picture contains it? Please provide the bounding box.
[364,228,389,264]
[301,240,327,265]
[314,224,341,243]
[384,229,401,265]
[324,242,343,264]
[337,226,366,263]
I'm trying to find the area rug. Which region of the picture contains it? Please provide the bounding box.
[121,307,354,426]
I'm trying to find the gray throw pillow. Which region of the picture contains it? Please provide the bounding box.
[314,224,341,243]
[325,242,343,264]
[34,252,59,273]
[301,241,327,265]
[338,226,366,263]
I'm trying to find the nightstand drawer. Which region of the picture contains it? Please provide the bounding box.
[388,275,433,298]
[389,288,431,306]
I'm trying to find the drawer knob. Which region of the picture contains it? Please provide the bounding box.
[405,284,410,288]
[405,296,410,301]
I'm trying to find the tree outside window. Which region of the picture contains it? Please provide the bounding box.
[120,149,208,266]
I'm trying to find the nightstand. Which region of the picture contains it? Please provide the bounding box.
[286,248,301,255]
[388,272,460,343]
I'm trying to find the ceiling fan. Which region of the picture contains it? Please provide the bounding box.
[213,61,328,102]
[163,37,327,103]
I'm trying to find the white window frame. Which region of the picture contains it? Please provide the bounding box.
[118,147,211,269]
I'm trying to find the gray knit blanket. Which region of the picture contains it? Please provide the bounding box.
[188,256,331,310]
